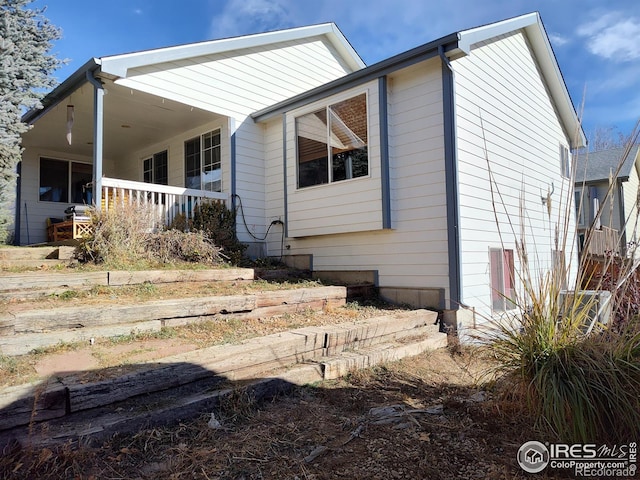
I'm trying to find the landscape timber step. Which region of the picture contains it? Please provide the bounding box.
[0,286,348,355]
[0,311,444,448]
[0,259,69,269]
[0,246,74,261]
[0,268,255,294]
[0,310,440,439]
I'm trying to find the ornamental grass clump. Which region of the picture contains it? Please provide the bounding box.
[483,122,640,444]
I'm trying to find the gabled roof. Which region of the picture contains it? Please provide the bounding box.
[22,23,364,125]
[252,12,586,149]
[99,23,364,77]
[575,145,640,184]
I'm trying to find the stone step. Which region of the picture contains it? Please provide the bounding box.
[0,310,444,447]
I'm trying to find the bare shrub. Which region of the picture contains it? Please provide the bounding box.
[77,204,224,267]
[147,229,223,264]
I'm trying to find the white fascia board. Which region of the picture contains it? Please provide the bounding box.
[457,12,539,54]
[100,23,365,78]
[457,12,586,149]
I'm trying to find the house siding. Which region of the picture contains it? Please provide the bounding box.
[114,38,351,119]
[264,58,450,300]
[453,30,577,317]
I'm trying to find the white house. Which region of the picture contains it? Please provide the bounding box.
[17,12,585,324]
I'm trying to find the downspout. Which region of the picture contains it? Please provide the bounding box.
[378,76,391,229]
[282,113,288,238]
[618,182,627,256]
[13,161,21,245]
[438,45,462,310]
[86,70,104,209]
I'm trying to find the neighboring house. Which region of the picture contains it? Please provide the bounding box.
[574,145,640,257]
[17,12,585,324]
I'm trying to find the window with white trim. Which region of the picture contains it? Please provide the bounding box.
[185,129,221,192]
[490,248,515,311]
[560,144,570,178]
[39,157,92,204]
[143,150,168,185]
[296,93,368,188]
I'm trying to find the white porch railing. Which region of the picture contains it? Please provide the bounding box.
[100,177,228,229]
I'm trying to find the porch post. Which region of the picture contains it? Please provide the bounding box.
[86,70,104,208]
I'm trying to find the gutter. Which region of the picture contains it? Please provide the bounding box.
[21,58,101,125]
[252,33,460,122]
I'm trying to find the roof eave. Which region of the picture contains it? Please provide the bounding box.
[459,12,586,149]
[21,58,101,125]
[252,32,460,122]
[100,23,364,78]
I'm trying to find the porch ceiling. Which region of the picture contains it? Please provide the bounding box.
[22,77,221,159]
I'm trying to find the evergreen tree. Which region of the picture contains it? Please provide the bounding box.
[0,0,62,242]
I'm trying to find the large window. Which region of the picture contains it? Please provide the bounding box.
[185,129,221,192]
[490,248,515,312]
[296,93,368,188]
[143,150,168,185]
[39,158,92,204]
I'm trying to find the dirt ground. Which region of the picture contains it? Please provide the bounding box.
[1,347,575,480]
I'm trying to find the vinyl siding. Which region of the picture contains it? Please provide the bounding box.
[264,58,450,297]
[453,30,577,317]
[114,38,351,119]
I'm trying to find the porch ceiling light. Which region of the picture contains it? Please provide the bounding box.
[66,105,74,145]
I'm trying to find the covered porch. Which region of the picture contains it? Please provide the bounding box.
[19,66,232,245]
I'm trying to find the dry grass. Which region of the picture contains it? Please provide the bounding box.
[0,347,569,480]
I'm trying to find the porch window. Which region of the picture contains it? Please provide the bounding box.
[39,157,92,204]
[296,93,368,188]
[185,129,221,192]
[143,150,168,185]
[490,248,515,311]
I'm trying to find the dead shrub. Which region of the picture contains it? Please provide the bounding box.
[77,204,224,267]
[147,229,223,264]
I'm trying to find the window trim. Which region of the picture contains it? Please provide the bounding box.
[294,90,371,191]
[184,127,223,192]
[38,156,93,205]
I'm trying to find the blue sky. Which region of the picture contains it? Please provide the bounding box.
[33,0,640,143]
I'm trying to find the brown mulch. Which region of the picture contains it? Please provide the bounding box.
[0,348,571,480]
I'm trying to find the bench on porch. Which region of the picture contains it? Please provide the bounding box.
[46,216,92,242]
